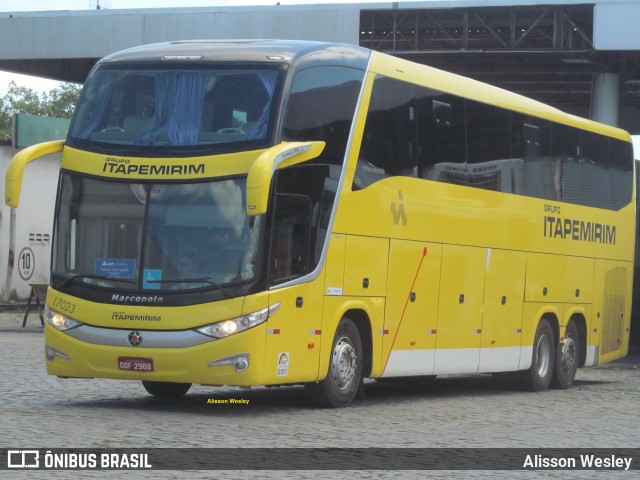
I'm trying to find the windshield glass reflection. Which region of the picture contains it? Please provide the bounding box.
[52,174,261,295]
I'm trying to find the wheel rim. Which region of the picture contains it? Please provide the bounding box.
[535,333,551,378]
[331,336,357,390]
[561,336,578,372]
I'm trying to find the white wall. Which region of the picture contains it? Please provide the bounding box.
[0,145,60,300]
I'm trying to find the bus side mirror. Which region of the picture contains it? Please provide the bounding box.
[4,140,65,207]
[246,141,325,217]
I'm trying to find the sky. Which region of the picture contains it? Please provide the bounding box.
[0,0,395,94]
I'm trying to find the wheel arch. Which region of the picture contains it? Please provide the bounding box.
[343,308,373,378]
[567,312,587,368]
[542,312,560,346]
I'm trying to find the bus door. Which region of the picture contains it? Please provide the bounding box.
[262,165,333,384]
[478,249,526,373]
[593,259,631,365]
[382,240,441,377]
[434,245,486,374]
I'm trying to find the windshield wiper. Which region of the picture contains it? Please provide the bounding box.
[60,274,135,289]
[146,278,233,298]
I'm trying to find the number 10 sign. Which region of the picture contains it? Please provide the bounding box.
[18,246,35,281]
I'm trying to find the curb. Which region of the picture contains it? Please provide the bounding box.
[0,327,44,333]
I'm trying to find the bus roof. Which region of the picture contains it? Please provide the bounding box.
[98,39,371,71]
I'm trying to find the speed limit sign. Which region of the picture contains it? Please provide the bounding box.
[18,246,35,281]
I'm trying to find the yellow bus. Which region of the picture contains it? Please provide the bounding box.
[6,40,635,407]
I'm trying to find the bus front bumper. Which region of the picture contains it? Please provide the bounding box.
[44,323,266,386]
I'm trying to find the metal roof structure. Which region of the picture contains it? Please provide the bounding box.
[0,0,639,132]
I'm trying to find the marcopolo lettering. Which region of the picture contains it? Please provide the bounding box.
[102,162,205,176]
[111,294,164,304]
[544,215,616,245]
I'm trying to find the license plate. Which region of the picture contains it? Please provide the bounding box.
[118,357,154,372]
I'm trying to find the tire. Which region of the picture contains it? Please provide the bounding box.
[306,318,363,408]
[518,318,555,392]
[551,320,579,389]
[142,381,191,398]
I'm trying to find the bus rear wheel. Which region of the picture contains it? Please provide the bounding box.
[142,381,191,398]
[551,320,579,389]
[519,318,555,392]
[306,318,363,408]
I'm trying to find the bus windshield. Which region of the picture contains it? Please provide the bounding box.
[68,64,282,155]
[51,173,262,295]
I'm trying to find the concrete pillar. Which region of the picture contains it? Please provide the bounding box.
[591,73,620,127]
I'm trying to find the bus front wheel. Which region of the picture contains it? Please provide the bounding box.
[142,381,191,398]
[551,320,579,389]
[519,318,555,392]
[306,318,363,408]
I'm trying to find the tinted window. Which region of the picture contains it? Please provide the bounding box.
[463,100,514,192]
[68,64,282,156]
[561,129,608,208]
[282,66,364,167]
[352,75,633,210]
[609,139,634,210]
[353,76,417,189]
[52,175,263,298]
[269,164,340,286]
[418,91,466,185]
[513,115,558,200]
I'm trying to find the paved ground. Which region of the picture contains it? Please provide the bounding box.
[1,310,639,479]
[0,308,43,332]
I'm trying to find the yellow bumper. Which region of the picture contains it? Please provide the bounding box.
[44,323,267,386]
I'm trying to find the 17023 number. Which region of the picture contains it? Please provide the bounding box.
[52,296,76,314]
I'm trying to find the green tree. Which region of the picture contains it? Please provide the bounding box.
[0,80,82,142]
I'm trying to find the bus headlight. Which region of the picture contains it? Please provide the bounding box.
[196,302,280,339]
[45,305,84,331]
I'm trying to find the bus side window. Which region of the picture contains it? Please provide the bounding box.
[417,91,466,182]
[269,194,312,285]
[551,123,580,204]
[354,75,416,189]
[283,65,364,167]
[465,100,516,193]
[314,165,340,263]
[269,165,336,286]
[512,115,555,201]
[563,130,610,208]
[609,139,634,210]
